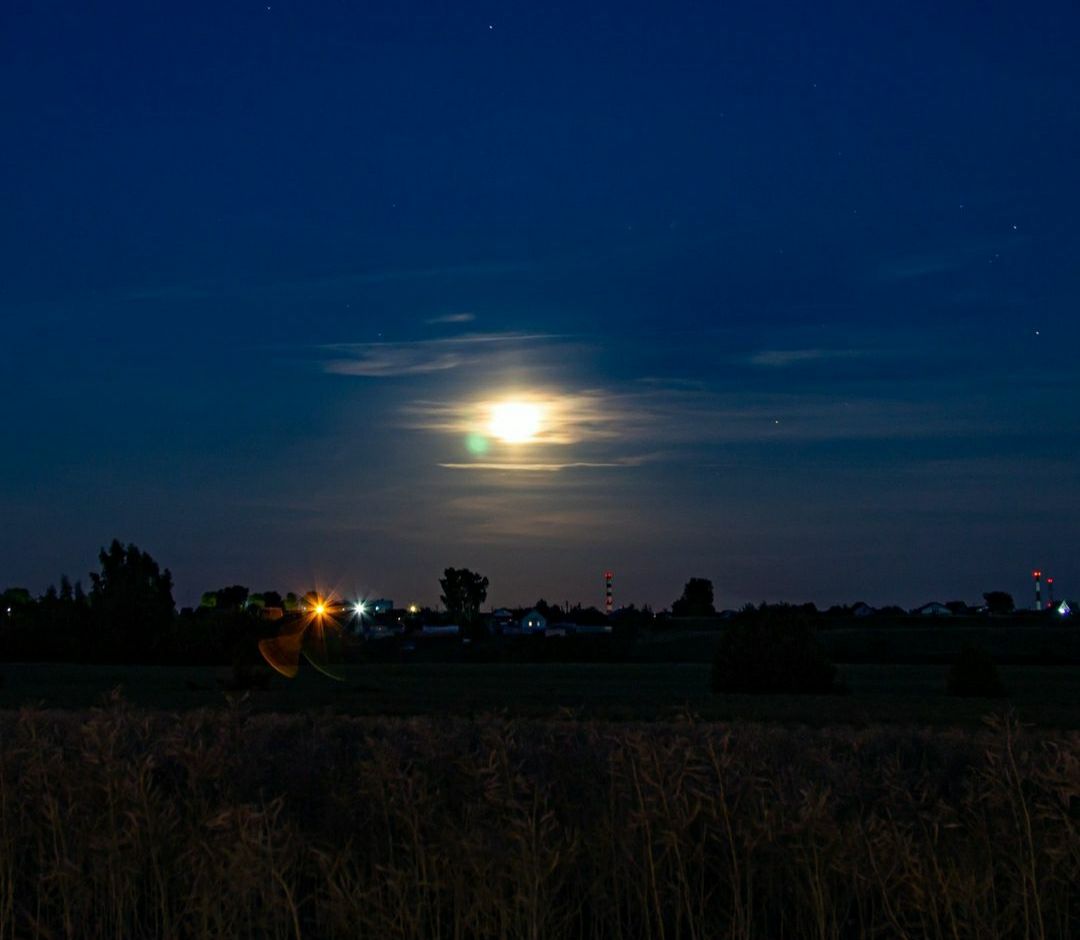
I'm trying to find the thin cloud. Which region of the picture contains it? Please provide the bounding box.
[322,331,568,378]
[439,457,646,472]
[748,348,865,367]
[322,331,564,350]
[424,312,476,325]
[325,351,463,376]
[875,237,1025,283]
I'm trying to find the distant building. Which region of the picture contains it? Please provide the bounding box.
[368,599,394,615]
[521,610,547,633]
[420,624,460,637]
[914,602,952,616]
[491,608,516,633]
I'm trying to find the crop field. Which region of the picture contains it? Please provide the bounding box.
[2,702,1079,939]
[4,661,1080,726]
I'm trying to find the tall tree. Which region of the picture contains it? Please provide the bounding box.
[211,585,250,609]
[672,577,716,617]
[88,540,175,662]
[439,567,489,624]
[982,591,1015,615]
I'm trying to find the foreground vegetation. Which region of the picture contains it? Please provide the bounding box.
[2,701,1078,939]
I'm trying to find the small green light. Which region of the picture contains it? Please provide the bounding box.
[466,433,489,456]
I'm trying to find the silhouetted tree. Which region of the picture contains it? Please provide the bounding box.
[260,590,284,609]
[39,573,91,660]
[88,540,175,662]
[439,567,489,624]
[672,578,715,617]
[533,598,562,621]
[210,585,250,609]
[983,591,1015,615]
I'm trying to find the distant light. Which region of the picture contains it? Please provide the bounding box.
[1059,601,1071,617]
[354,602,366,616]
[408,604,419,614]
[314,603,326,616]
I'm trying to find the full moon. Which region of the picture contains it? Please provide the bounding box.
[488,401,543,443]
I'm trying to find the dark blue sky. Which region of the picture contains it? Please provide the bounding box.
[3,1,1079,609]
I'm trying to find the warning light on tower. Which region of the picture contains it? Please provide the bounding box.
[1033,569,1042,611]
[604,571,614,615]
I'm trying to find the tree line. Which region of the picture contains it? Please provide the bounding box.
[0,543,1037,669]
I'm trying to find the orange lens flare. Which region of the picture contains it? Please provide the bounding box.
[258,632,304,678]
[257,596,346,680]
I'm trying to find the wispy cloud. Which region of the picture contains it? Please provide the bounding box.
[877,252,963,281]
[747,348,866,367]
[325,350,464,377]
[875,235,1026,283]
[319,324,1035,486]
[424,312,476,325]
[438,456,648,472]
[322,331,567,378]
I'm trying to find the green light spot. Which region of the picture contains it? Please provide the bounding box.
[466,433,489,456]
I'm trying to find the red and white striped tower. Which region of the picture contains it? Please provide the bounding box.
[1047,576,1055,609]
[1033,569,1042,611]
[604,571,614,615]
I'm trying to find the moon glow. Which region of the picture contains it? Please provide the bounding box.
[488,401,543,444]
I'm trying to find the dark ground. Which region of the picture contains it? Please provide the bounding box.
[3,661,1080,726]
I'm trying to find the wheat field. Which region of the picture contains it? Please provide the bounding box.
[1,696,1078,938]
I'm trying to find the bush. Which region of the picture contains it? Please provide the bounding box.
[947,645,1007,697]
[711,606,838,694]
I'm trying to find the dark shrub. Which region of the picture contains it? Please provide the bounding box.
[947,645,1007,697]
[711,606,838,694]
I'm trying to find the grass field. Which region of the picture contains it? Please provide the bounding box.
[3,704,1079,938]
[4,661,1080,726]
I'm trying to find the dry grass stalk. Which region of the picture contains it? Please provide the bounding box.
[0,703,1077,938]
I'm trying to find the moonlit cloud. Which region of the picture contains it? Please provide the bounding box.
[321,332,568,378]
[438,458,648,472]
[324,324,1024,485]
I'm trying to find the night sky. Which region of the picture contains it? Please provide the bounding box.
[3,1,1079,610]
